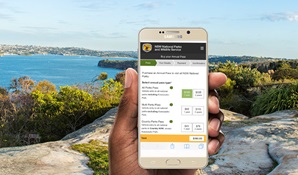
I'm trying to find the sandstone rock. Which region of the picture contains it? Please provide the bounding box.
[0,108,119,175]
[204,111,298,175]
[62,107,118,144]
[254,110,298,120]
[0,141,92,175]
[221,109,249,121]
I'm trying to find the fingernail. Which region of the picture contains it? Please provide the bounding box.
[124,69,133,88]
[211,96,219,108]
[209,139,220,154]
[210,118,220,132]
[214,139,220,152]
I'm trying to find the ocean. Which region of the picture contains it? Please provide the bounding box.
[0,54,135,89]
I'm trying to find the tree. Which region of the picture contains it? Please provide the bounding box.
[10,76,35,93]
[98,78,123,106]
[218,78,236,94]
[0,87,8,96]
[57,86,94,133]
[1,76,125,147]
[92,72,108,82]
[33,80,57,94]
[115,71,125,85]
[215,61,263,90]
[273,62,298,80]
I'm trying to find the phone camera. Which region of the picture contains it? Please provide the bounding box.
[187,30,191,34]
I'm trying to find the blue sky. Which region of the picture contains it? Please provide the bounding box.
[0,0,298,59]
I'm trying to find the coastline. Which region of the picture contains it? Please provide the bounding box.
[0,53,137,59]
[0,55,133,88]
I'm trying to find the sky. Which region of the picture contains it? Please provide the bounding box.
[0,0,298,59]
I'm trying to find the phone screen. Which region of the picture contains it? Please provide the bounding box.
[138,34,208,168]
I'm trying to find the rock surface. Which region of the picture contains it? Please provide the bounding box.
[0,141,92,175]
[204,110,298,175]
[0,108,297,175]
[0,108,118,175]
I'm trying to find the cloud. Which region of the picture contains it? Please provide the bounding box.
[189,16,229,25]
[0,13,13,21]
[261,12,298,22]
[0,2,24,21]
[135,2,160,10]
[79,3,100,10]
[57,20,69,25]
[121,19,159,26]
[210,39,251,46]
[89,31,127,39]
[74,0,117,11]
[21,26,58,33]
[189,19,210,25]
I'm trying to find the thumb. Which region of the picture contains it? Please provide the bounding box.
[113,68,138,132]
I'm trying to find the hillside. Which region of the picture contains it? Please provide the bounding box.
[98,59,138,70]
[208,55,283,64]
[0,44,138,58]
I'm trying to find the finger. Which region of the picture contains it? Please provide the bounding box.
[208,95,219,114]
[208,131,225,155]
[208,111,224,137]
[113,68,138,132]
[209,72,227,90]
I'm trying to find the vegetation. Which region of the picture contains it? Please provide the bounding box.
[272,62,298,80]
[0,74,123,148]
[0,44,137,58]
[71,140,109,175]
[98,59,137,70]
[214,61,298,116]
[209,55,282,64]
[251,82,298,116]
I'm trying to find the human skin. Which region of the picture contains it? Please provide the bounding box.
[109,68,227,175]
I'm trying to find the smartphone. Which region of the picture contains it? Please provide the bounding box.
[138,28,208,169]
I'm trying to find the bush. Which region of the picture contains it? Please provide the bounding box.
[251,82,298,116]
[31,81,123,142]
[215,61,272,90]
[219,92,253,116]
[273,62,298,80]
[0,77,124,147]
[71,140,109,175]
[218,78,236,94]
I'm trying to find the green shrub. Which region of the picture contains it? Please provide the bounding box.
[218,78,236,94]
[251,82,298,116]
[219,92,253,116]
[0,76,124,147]
[71,140,109,175]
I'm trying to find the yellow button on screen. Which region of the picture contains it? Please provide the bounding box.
[140,134,206,142]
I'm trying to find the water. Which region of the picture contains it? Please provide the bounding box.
[0,55,135,88]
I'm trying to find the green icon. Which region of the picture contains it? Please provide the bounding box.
[170,103,173,106]
[170,86,173,89]
[182,89,193,98]
[169,120,173,123]
[140,60,157,66]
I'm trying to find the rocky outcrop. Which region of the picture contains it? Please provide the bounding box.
[205,110,298,175]
[0,141,92,175]
[0,108,297,175]
[0,108,118,175]
[62,107,118,144]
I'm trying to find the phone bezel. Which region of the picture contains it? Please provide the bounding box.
[138,28,209,169]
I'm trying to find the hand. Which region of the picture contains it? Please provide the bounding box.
[109,68,227,175]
